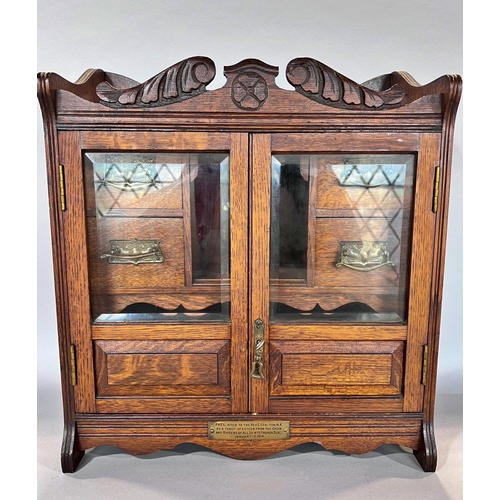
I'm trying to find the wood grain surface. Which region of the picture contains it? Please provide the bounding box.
[37,58,462,472]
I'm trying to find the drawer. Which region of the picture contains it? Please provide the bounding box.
[88,217,185,290]
[84,154,184,216]
[269,340,404,397]
[316,159,412,216]
[314,218,407,288]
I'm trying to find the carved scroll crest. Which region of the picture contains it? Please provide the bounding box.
[96,57,216,108]
[286,58,406,109]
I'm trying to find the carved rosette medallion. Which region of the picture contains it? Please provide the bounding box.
[231,72,268,110]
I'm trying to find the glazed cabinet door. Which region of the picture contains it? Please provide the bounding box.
[58,131,249,414]
[249,132,440,414]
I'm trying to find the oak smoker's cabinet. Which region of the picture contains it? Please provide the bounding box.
[38,57,462,473]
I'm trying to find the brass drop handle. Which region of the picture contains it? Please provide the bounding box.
[250,318,265,380]
[99,239,164,266]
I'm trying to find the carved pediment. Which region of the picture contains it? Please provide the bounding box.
[38,56,461,119]
[93,57,409,111]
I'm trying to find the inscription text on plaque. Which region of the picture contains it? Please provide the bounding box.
[208,421,290,440]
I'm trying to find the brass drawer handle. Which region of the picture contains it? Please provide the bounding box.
[250,318,265,379]
[100,239,164,265]
[336,240,394,272]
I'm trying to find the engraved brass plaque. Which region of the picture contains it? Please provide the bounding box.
[208,420,290,440]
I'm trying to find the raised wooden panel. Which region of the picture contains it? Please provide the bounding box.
[94,339,230,397]
[282,354,392,385]
[108,353,218,385]
[269,341,404,397]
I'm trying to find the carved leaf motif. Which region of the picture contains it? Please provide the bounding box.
[322,71,341,101]
[286,58,405,109]
[362,87,384,107]
[342,78,362,105]
[96,57,216,108]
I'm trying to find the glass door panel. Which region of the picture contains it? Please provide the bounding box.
[84,152,230,323]
[270,154,415,323]
[270,155,310,283]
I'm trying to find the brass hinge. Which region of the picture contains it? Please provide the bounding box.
[432,166,441,213]
[58,164,67,211]
[421,344,429,385]
[70,344,77,385]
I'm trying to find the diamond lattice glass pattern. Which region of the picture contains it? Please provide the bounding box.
[89,154,184,216]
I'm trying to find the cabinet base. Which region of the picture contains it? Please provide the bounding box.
[64,413,436,473]
[61,420,85,473]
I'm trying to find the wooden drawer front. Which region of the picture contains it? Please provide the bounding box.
[316,166,406,215]
[269,341,404,397]
[315,218,403,288]
[86,178,183,215]
[94,340,230,397]
[89,217,185,290]
[83,155,184,215]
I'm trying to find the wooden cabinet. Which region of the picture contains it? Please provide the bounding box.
[37,57,462,473]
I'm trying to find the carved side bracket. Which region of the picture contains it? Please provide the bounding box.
[286,58,406,109]
[96,57,216,108]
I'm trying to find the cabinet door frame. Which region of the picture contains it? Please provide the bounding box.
[58,130,250,414]
[249,132,440,414]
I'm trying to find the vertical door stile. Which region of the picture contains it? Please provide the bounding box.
[403,133,441,412]
[229,133,250,413]
[249,134,271,414]
[59,130,96,413]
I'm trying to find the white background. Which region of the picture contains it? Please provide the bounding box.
[36,0,463,397]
